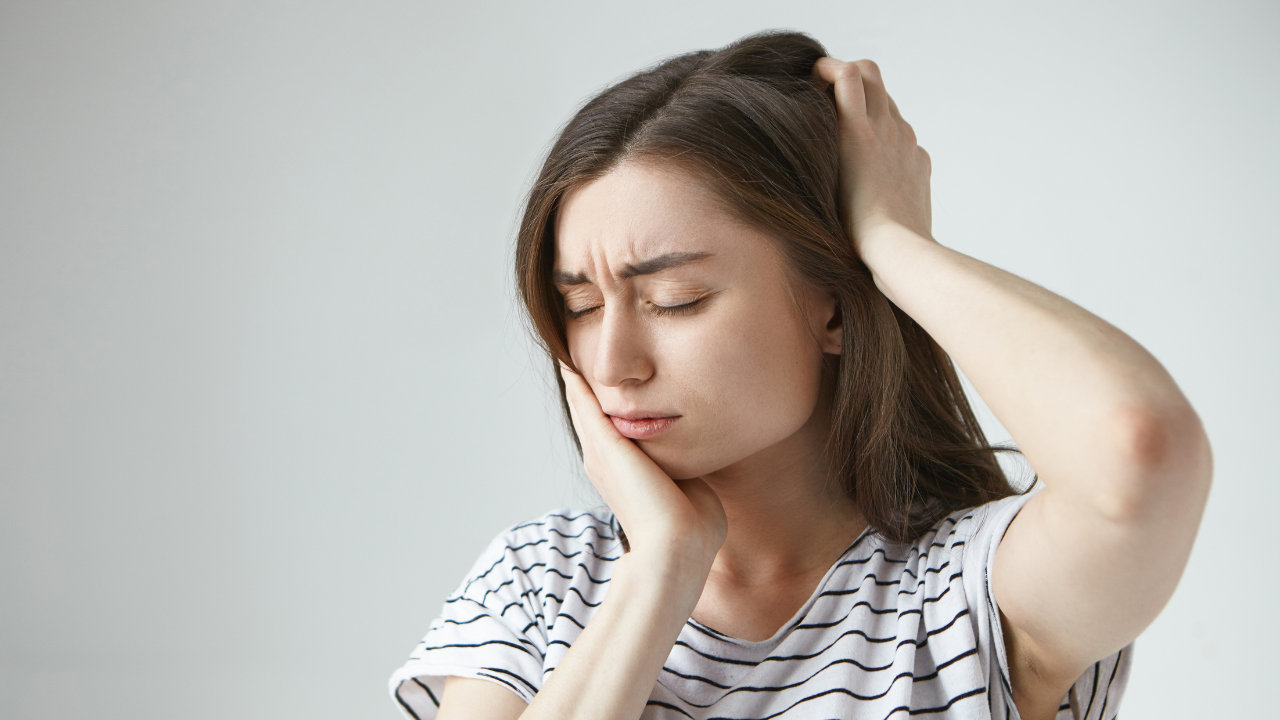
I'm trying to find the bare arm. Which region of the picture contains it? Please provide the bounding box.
[436,365,727,719]
[814,58,1212,719]
[436,552,708,720]
[435,677,527,720]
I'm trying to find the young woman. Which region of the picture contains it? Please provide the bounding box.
[390,31,1211,720]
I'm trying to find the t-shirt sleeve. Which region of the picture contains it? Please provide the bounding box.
[960,489,1133,720]
[388,529,547,720]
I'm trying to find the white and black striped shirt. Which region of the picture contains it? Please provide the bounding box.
[390,491,1130,719]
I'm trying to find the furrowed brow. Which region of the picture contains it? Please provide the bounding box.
[551,269,590,286]
[553,252,713,287]
[620,252,713,279]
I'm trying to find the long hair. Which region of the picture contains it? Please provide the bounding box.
[515,30,1019,543]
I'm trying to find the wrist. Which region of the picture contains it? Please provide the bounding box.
[853,222,943,300]
[856,219,933,260]
[853,219,927,257]
[612,548,713,615]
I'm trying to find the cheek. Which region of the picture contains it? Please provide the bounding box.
[709,317,820,426]
[651,300,825,473]
[564,323,598,375]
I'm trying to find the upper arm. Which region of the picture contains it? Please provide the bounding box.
[992,402,1212,698]
[436,676,528,720]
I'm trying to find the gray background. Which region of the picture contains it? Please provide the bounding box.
[1,1,1275,718]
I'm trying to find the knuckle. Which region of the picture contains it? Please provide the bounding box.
[832,63,861,83]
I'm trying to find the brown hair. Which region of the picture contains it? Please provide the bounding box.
[515,30,1019,543]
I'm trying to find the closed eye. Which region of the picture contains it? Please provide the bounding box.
[565,295,711,321]
[564,304,601,321]
[651,297,707,316]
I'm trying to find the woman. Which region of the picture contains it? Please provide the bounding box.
[390,31,1211,720]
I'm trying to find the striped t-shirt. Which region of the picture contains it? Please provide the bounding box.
[390,491,1131,719]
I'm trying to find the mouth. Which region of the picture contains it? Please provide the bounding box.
[606,413,681,440]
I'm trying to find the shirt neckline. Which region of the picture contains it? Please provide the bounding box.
[682,524,878,650]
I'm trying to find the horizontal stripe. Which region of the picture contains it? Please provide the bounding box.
[420,638,541,659]
[663,642,985,708]
[482,665,538,694]
[474,670,524,698]
[510,511,619,536]
[391,499,1129,720]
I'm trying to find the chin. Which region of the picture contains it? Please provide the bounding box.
[638,410,818,480]
[654,460,719,481]
[640,440,747,481]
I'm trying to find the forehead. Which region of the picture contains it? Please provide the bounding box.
[553,161,763,269]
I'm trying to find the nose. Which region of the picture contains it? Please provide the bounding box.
[590,305,654,388]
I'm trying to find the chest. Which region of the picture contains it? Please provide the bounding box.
[643,560,986,719]
[690,573,829,643]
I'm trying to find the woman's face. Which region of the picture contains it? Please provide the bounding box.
[553,161,842,480]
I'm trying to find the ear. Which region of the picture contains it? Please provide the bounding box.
[820,295,843,355]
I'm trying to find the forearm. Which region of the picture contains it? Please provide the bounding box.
[520,552,706,720]
[859,223,1210,517]
[813,55,1210,689]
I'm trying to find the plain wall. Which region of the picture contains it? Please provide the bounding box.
[1,1,1276,718]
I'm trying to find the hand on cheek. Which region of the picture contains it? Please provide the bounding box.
[559,362,727,569]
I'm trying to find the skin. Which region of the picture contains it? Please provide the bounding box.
[435,58,1212,720]
[552,161,865,640]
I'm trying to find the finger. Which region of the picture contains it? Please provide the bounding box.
[813,57,867,119]
[558,363,665,526]
[559,361,595,427]
[558,362,622,443]
[854,59,889,119]
[886,93,904,124]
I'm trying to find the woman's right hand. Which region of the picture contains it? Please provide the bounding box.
[559,362,727,578]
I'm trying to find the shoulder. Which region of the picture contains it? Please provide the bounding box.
[452,508,624,607]
[489,508,624,570]
[896,491,1038,563]
[390,509,625,712]
[919,488,1124,719]
[864,493,1033,583]
[894,490,1037,616]
[857,492,1039,655]
[947,490,1038,567]
[503,508,622,551]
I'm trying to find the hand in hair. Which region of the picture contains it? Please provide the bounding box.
[813,57,1211,720]
[813,57,934,251]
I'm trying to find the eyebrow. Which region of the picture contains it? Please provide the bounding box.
[552,251,713,286]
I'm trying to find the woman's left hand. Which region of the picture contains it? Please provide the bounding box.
[810,58,1213,720]
[813,57,933,252]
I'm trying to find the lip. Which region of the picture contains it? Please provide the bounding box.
[607,413,681,440]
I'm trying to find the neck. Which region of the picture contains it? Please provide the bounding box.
[699,390,866,588]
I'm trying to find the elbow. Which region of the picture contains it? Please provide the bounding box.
[1093,400,1213,523]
